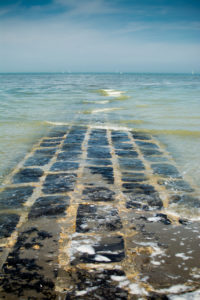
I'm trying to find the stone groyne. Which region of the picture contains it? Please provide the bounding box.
[0,125,200,299]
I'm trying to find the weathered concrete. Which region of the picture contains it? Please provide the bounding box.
[0,125,200,299]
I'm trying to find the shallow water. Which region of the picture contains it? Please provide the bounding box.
[0,73,200,217]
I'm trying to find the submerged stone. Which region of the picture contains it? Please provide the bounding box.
[50,161,79,172]
[47,126,68,138]
[136,141,159,149]
[29,195,70,218]
[0,213,20,238]
[62,143,82,151]
[119,158,145,171]
[123,183,156,195]
[0,186,34,209]
[12,168,44,183]
[116,149,138,157]
[42,173,77,194]
[35,148,57,156]
[122,172,147,182]
[141,148,163,156]
[83,187,115,201]
[88,138,109,146]
[65,268,128,299]
[114,143,134,150]
[87,147,111,159]
[89,167,114,184]
[24,155,52,167]
[170,194,200,208]
[86,159,112,166]
[76,204,122,233]
[64,135,85,144]
[70,234,125,264]
[151,163,181,178]
[158,179,194,192]
[40,142,60,147]
[132,132,151,140]
[57,151,81,161]
[126,193,163,210]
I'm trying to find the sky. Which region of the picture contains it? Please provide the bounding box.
[0,0,200,73]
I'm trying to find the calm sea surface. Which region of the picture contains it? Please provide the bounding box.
[0,73,200,216]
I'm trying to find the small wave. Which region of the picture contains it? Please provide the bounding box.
[96,89,126,98]
[119,119,145,125]
[83,100,110,104]
[133,128,200,137]
[136,104,149,108]
[90,124,131,131]
[83,107,123,114]
[44,121,71,126]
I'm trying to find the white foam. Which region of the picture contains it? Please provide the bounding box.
[91,107,122,114]
[158,284,191,294]
[129,283,148,295]
[111,275,127,282]
[175,253,192,260]
[102,89,125,97]
[77,245,95,255]
[94,255,111,262]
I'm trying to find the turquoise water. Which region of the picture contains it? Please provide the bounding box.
[0,73,200,193]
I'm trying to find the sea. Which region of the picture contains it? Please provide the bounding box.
[0,72,200,218]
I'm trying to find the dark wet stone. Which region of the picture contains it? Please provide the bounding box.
[141,148,163,156]
[132,131,151,140]
[42,173,77,194]
[122,172,147,182]
[57,151,81,161]
[158,179,194,192]
[151,163,181,178]
[1,227,56,298]
[89,167,114,184]
[90,129,107,138]
[126,193,163,209]
[71,235,125,264]
[12,168,44,183]
[76,204,122,233]
[116,149,138,157]
[35,148,57,156]
[47,126,68,137]
[86,159,112,166]
[112,135,130,143]
[136,141,159,149]
[87,147,111,159]
[28,195,70,219]
[123,183,156,195]
[155,213,171,225]
[83,187,115,201]
[179,218,190,225]
[64,135,85,143]
[111,131,129,137]
[70,126,87,135]
[43,138,63,143]
[88,138,109,146]
[170,194,200,208]
[119,158,145,171]
[114,143,134,150]
[146,156,169,163]
[40,142,60,147]
[0,186,34,209]
[0,214,20,238]
[62,143,82,151]
[24,155,52,166]
[50,161,79,172]
[126,201,149,210]
[148,293,169,300]
[65,268,128,299]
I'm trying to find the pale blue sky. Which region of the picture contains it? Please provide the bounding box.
[0,0,200,72]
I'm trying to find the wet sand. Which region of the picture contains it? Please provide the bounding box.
[0,124,200,299]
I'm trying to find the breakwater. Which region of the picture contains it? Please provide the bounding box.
[0,124,200,299]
